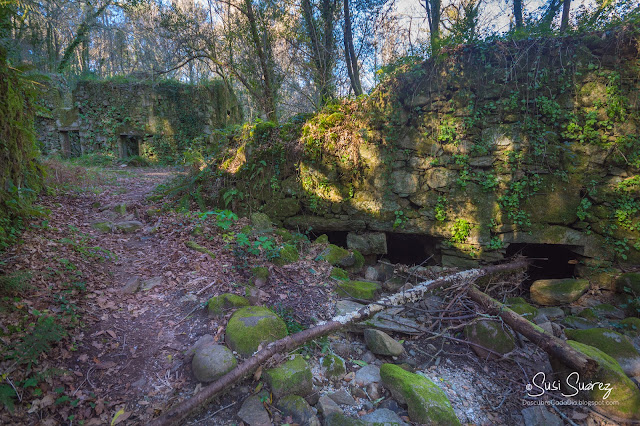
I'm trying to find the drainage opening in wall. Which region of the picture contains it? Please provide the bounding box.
[310,231,348,247]
[384,233,441,266]
[59,130,81,158]
[119,134,140,158]
[506,243,579,283]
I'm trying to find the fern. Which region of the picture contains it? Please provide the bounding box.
[11,316,66,369]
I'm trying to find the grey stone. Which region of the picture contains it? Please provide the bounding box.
[361,408,408,425]
[277,394,321,426]
[424,168,457,189]
[323,412,368,426]
[364,329,404,357]
[469,156,495,167]
[185,334,215,358]
[316,396,343,416]
[365,267,381,281]
[537,307,565,320]
[114,220,143,233]
[191,344,237,382]
[180,293,198,303]
[361,351,377,364]
[390,170,419,196]
[521,406,563,426]
[365,382,382,400]
[354,364,381,386]
[121,276,140,294]
[141,276,163,291]
[329,388,357,406]
[347,232,387,256]
[238,394,272,426]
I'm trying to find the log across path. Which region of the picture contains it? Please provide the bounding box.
[150,258,596,426]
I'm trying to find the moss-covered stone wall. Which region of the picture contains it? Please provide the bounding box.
[181,28,640,274]
[38,78,242,161]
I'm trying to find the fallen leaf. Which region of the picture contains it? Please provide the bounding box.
[106,330,117,339]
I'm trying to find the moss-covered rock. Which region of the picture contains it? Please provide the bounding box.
[529,278,590,305]
[615,273,640,297]
[320,244,351,266]
[551,341,640,421]
[314,234,329,244]
[263,198,301,219]
[91,221,113,233]
[617,317,640,335]
[264,354,313,399]
[322,354,346,380]
[251,266,269,287]
[323,412,368,426]
[225,306,288,356]
[577,308,598,321]
[364,329,404,356]
[564,328,640,377]
[380,364,460,425]
[591,304,624,319]
[250,212,273,233]
[347,249,365,273]
[464,320,515,360]
[508,302,539,319]
[330,267,349,281]
[208,293,250,316]
[274,228,294,242]
[335,280,380,300]
[562,315,596,330]
[273,244,299,266]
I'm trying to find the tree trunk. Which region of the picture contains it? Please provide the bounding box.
[513,0,523,29]
[424,0,441,53]
[148,260,528,426]
[343,0,362,96]
[560,0,571,32]
[301,0,336,107]
[244,0,278,122]
[467,286,597,375]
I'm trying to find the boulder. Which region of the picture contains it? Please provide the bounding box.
[346,232,388,255]
[616,272,640,297]
[564,328,640,377]
[276,394,320,426]
[191,344,237,383]
[320,244,351,266]
[508,302,538,320]
[121,276,140,294]
[263,198,300,219]
[140,276,163,291]
[273,244,299,266]
[225,306,288,356]
[265,354,313,399]
[530,278,590,305]
[335,281,380,300]
[330,267,349,282]
[251,266,269,287]
[464,320,515,360]
[591,303,625,320]
[114,220,143,233]
[364,329,404,356]
[380,363,460,425]
[551,341,640,421]
[537,307,565,320]
[208,293,250,316]
[250,212,273,233]
[322,354,346,380]
[237,394,272,425]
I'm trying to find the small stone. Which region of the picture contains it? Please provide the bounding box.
[343,371,355,382]
[361,351,377,364]
[350,386,368,399]
[365,382,381,400]
[323,412,368,426]
[364,267,380,282]
[364,329,404,357]
[179,293,198,304]
[322,354,346,381]
[316,396,343,416]
[238,394,272,426]
[277,394,320,426]
[361,408,408,425]
[191,344,237,382]
[329,388,357,406]
[354,364,381,386]
[521,406,563,426]
[141,276,163,291]
[537,307,565,320]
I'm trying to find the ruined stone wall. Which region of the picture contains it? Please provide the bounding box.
[191,29,640,279]
[37,78,242,160]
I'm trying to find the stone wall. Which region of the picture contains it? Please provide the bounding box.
[37,78,242,160]
[198,29,640,279]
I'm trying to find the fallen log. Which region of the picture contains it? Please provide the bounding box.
[149,259,528,425]
[467,285,598,375]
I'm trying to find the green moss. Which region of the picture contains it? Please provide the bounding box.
[322,354,346,379]
[273,244,299,266]
[578,308,598,320]
[556,341,640,420]
[464,320,515,359]
[506,297,527,305]
[348,249,365,272]
[562,315,596,329]
[564,328,640,376]
[530,278,590,305]
[274,228,294,242]
[321,244,350,266]
[265,354,312,399]
[509,303,538,319]
[251,266,270,280]
[91,221,113,233]
[330,267,349,281]
[208,293,249,316]
[380,364,460,425]
[263,198,300,219]
[618,317,640,335]
[185,241,216,259]
[225,306,288,356]
[616,273,640,297]
[250,212,272,233]
[335,280,380,300]
[314,234,329,244]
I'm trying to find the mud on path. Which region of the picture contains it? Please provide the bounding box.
[0,164,335,425]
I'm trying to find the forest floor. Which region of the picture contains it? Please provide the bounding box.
[0,161,620,425]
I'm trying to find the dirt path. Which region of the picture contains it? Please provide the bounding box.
[1,163,334,425]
